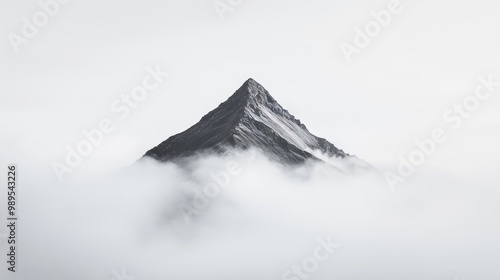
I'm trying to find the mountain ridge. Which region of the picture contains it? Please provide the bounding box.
[143,78,358,167]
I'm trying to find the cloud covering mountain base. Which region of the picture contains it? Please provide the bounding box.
[2,150,500,280]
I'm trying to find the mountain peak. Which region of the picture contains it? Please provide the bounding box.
[232,78,275,107]
[143,78,356,167]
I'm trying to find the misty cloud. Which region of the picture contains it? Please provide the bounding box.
[2,151,499,280]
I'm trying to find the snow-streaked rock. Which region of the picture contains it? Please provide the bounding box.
[143,78,367,170]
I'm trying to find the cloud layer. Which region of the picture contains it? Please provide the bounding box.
[1,150,499,280]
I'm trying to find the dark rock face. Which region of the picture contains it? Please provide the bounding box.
[143,78,352,165]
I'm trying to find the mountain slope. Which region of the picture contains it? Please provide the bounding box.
[143,78,356,166]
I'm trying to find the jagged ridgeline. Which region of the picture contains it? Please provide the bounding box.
[143,78,361,167]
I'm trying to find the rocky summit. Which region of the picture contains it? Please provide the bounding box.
[143,78,363,168]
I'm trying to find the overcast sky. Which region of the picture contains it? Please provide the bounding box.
[2,2,500,280]
[1,0,499,180]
